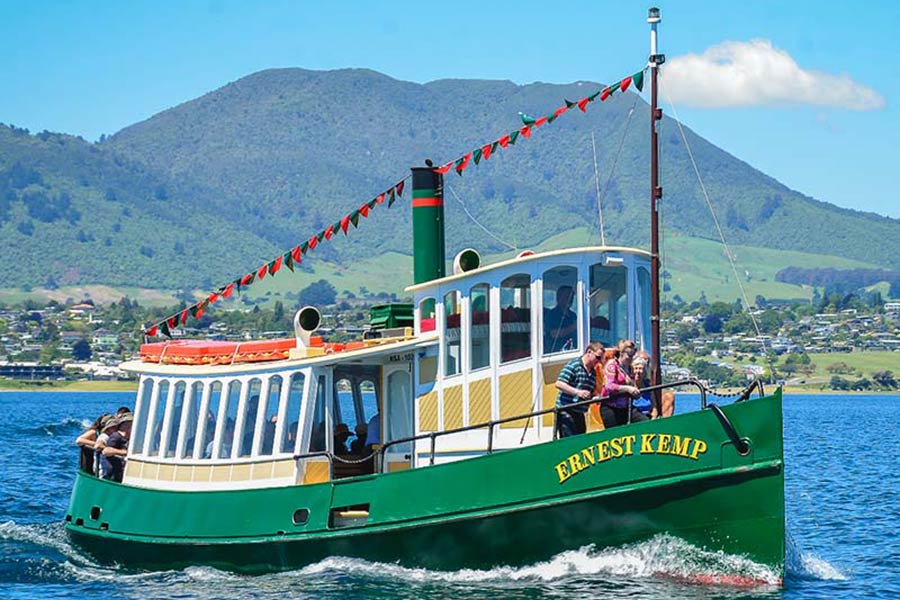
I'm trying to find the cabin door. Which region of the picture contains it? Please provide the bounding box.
[382,363,413,472]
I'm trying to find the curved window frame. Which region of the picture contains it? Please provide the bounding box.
[500,273,532,364]
[541,265,580,356]
[469,283,491,371]
[443,290,462,377]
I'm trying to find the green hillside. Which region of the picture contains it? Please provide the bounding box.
[1,67,899,302]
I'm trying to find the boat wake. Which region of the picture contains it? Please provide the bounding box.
[28,417,91,436]
[785,532,846,582]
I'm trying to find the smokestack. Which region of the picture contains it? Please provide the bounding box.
[411,165,446,284]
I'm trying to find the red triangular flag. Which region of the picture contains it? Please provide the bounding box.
[375,193,386,205]
[498,135,511,148]
[455,153,471,174]
[340,215,350,234]
[396,180,405,196]
[257,264,268,280]
[620,76,632,92]
[223,283,234,298]
[359,204,370,217]
[481,143,492,161]
[291,246,302,262]
[324,225,334,240]
[435,163,453,174]
[601,87,612,101]
[308,235,318,250]
[520,126,532,138]
[577,97,589,112]
[146,325,158,337]
[553,106,568,118]
[167,316,177,329]
[240,273,254,286]
[208,292,219,304]
[195,306,205,320]
[180,310,188,325]
[270,255,283,274]
[534,116,548,127]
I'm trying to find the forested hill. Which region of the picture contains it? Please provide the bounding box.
[1,67,899,291]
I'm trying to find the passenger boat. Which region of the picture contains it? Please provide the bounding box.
[65,8,785,577]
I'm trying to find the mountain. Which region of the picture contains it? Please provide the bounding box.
[1,67,898,296]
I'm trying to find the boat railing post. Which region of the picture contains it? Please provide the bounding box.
[429,433,436,466]
[552,407,559,440]
[487,422,494,454]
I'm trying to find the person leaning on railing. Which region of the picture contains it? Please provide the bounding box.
[554,342,604,438]
[600,342,646,428]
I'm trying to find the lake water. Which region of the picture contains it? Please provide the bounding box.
[1,391,896,599]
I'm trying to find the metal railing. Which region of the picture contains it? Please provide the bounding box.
[294,376,767,479]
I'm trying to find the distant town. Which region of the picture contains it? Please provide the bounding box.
[1,287,897,392]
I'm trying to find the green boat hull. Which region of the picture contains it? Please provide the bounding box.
[66,391,785,574]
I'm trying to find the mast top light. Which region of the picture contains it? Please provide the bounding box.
[647,7,661,24]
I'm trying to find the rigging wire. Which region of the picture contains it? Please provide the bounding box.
[591,132,606,246]
[659,73,777,374]
[590,96,639,246]
[446,183,519,252]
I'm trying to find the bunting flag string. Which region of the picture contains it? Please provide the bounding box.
[434,67,646,175]
[142,65,645,339]
[143,175,410,338]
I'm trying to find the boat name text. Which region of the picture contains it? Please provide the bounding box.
[554,434,708,484]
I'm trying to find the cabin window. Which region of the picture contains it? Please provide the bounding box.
[177,381,204,459]
[500,274,532,363]
[163,382,186,458]
[470,283,490,371]
[201,381,223,459]
[542,266,579,355]
[334,378,353,426]
[219,380,242,459]
[589,263,628,347]
[147,380,169,456]
[443,290,462,376]
[130,379,154,456]
[419,297,436,333]
[281,373,305,454]
[386,370,413,453]
[238,378,263,458]
[309,375,328,453]
[258,375,282,456]
[637,267,652,355]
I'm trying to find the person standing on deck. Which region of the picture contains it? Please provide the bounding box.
[555,342,604,438]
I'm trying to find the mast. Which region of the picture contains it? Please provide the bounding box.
[648,7,665,408]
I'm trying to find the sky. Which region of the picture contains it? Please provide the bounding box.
[1,0,898,218]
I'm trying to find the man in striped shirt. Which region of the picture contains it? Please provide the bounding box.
[555,342,604,438]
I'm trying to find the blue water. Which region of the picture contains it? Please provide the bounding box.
[0,391,896,599]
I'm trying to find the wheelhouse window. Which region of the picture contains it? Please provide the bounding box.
[146,380,169,456]
[589,262,628,347]
[201,381,223,459]
[259,375,282,456]
[469,283,490,371]
[281,373,305,454]
[177,381,204,459]
[542,266,578,355]
[219,381,242,459]
[308,375,328,453]
[130,378,154,456]
[500,274,531,363]
[163,381,186,458]
[238,378,262,458]
[444,290,461,377]
[637,266,652,355]
[419,297,436,333]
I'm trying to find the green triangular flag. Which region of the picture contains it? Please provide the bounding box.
[284,251,294,272]
[633,70,644,92]
[509,130,519,145]
[350,210,360,227]
[159,321,171,338]
[564,98,576,108]
[317,230,326,242]
[588,89,601,101]
[388,188,396,207]
[473,147,483,165]
[300,241,309,253]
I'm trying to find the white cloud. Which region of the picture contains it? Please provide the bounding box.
[662,39,885,110]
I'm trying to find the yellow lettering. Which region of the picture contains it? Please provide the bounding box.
[555,461,572,483]
[671,435,691,457]
[581,446,596,466]
[597,440,611,462]
[657,434,672,454]
[623,435,636,455]
[641,433,657,454]
[690,439,708,460]
[568,453,585,474]
[609,436,624,459]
